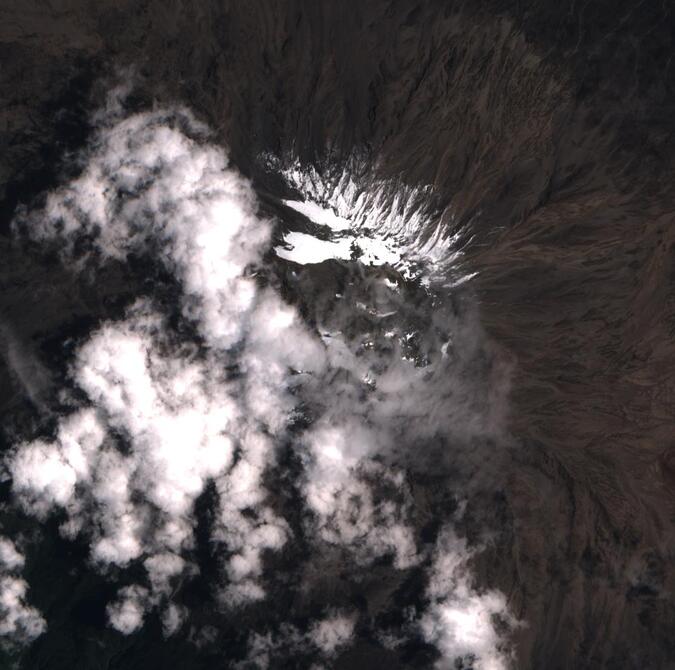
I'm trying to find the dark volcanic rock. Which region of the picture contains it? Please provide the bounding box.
[2,1,675,668]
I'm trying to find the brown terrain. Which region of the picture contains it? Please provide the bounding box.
[1,1,675,668]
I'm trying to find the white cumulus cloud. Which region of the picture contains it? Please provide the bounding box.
[6,85,516,667]
[0,537,46,646]
[419,528,517,670]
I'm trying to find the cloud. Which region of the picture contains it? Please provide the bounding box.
[11,407,106,520]
[308,611,356,656]
[106,585,150,635]
[302,436,419,569]
[161,602,187,637]
[0,539,24,572]
[17,105,270,351]
[0,537,46,646]
[240,610,357,669]
[418,527,516,670]
[8,300,295,626]
[6,96,329,629]
[5,98,329,629]
[5,84,515,665]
